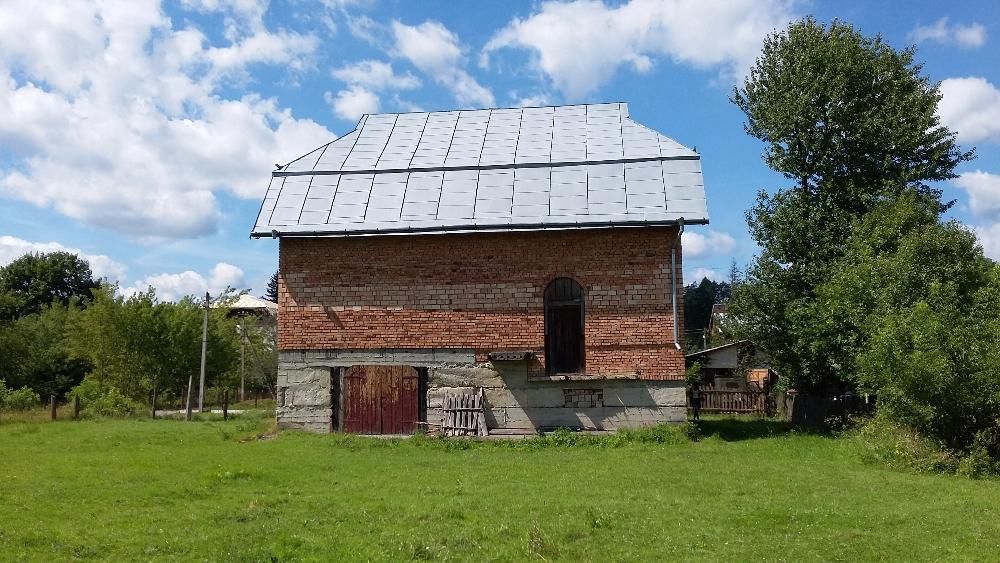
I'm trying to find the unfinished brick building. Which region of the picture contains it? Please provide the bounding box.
[252,102,709,433]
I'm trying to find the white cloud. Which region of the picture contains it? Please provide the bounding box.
[332,60,420,90]
[509,91,552,107]
[972,223,1000,261]
[938,77,1000,144]
[392,20,495,107]
[953,171,1000,218]
[327,60,420,119]
[345,15,384,45]
[0,235,128,282]
[683,230,737,258]
[687,267,724,283]
[325,86,380,121]
[0,0,334,239]
[483,0,796,99]
[910,18,986,49]
[125,262,246,302]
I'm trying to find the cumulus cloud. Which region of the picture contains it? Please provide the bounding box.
[325,86,381,121]
[327,60,420,120]
[483,0,796,99]
[332,60,421,90]
[953,171,1000,219]
[125,262,246,302]
[687,267,724,283]
[938,77,1000,144]
[0,0,334,239]
[910,18,986,49]
[972,223,1000,261]
[392,20,495,108]
[0,235,128,282]
[683,230,737,258]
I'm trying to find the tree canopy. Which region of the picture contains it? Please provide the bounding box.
[729,18,973,391]
[683,277,732,350]
[0,252,100,319]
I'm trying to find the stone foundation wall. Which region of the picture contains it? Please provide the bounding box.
[277,349,686,433]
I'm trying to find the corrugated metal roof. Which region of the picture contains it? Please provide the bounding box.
[251,102,708,237]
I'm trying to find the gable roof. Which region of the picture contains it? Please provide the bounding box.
[251,102,708,238]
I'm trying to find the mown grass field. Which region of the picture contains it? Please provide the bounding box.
[2,415,998,562]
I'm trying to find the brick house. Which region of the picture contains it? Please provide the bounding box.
[252,103,709,433]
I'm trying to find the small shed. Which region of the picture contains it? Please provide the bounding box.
[252,102,711,433]
[685,340,776,390]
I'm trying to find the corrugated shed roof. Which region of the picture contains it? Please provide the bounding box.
[251,102,708,237]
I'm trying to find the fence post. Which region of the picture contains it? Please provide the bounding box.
[50,395,57,421]
[74,395,80,419]
[223,389,229,421]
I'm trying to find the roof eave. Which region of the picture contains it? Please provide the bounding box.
[251,218,709,239]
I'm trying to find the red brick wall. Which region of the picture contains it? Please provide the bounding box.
[278,227,686,379]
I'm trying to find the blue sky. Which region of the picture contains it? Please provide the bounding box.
[1,0,999,299]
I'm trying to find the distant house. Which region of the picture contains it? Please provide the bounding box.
[251,102,710,433]
[685,340,776,390]
[708,303,728,337]
[221,294,278,318]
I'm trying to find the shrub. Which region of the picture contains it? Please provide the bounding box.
[957,429,1000,478]
[66,376,105,405]
[854,413,958,474]
[67,378,139,418]
[2,385,41,411]
[84,387,139,418]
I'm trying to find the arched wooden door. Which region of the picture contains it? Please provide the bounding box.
[544,278,585,374]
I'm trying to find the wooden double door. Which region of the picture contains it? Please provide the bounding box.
[341,365,421,434]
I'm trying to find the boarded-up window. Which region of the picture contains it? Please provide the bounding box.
[545,277,585,374]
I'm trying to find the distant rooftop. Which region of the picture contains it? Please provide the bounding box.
[214,294,278,314]
[251,102,708,238]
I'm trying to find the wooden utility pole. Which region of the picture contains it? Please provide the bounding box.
[185,380,193,420]
[239,321,246,403]
[198,291,209,413]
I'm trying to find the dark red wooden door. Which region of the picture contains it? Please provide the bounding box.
[342,365,419,434]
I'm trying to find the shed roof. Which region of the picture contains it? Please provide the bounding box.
[251,102,708,238]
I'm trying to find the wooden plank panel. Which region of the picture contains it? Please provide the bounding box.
[343,365,419,434]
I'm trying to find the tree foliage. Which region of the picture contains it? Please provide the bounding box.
[66,286,245,404]
[683,277,731,350]
[264,271,279,302]
[0,252,100,320]
[0,250,277,411]
[729,18,973,391]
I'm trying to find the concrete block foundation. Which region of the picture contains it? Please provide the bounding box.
[277,349,686,433]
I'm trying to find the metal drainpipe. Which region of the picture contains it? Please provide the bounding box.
[671,219,685,350]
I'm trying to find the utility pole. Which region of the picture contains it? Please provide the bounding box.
[239,320,246,403]
[198,291,209,413]
[185,377,193,420]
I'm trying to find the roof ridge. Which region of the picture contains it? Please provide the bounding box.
[353,101,629,121]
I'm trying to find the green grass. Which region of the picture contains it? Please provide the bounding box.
[1,416,998,561]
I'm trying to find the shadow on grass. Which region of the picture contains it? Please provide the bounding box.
[694,416,802,441]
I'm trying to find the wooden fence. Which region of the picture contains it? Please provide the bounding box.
[696,389,769,415]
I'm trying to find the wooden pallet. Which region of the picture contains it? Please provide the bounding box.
[442,389,488,437]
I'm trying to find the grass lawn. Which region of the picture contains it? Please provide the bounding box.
[1,415,998,561]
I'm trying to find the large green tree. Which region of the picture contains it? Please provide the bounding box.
[0,252,101,319]
[729,18,972,391]
[819,195,998,453]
